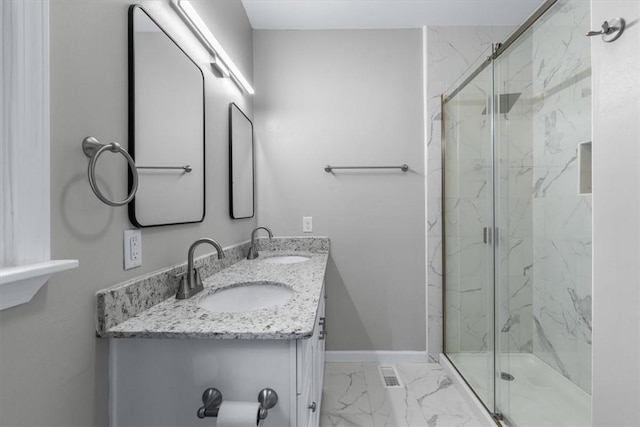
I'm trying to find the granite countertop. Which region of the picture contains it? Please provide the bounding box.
[101,248,328,340]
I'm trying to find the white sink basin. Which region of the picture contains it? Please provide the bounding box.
[198,282,294,313]
[263,255,310,264]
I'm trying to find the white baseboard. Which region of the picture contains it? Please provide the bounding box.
[439,353,498,427]
[325,351,429,364]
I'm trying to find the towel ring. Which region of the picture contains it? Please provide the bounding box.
[82,136,139,207]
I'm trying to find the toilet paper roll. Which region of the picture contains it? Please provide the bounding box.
[216,401,261,427]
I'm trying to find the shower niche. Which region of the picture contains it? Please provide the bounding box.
[442,1,592,426]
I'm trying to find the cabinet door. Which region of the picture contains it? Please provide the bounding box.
[314,285,326,417]
[297,337,315,426]
[297,283,326,427]
[307,347,317,427]
[310,344,320,427]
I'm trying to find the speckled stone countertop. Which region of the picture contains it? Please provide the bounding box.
[99,237,329,340]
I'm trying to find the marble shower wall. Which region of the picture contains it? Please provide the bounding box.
[427,26,514,360]
[494,31,535,355]
[443,42,535,356]
[530,0,592,393]
[443,65,494,355]
[494,44,534,353]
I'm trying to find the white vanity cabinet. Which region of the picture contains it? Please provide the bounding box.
[297,287,326,426]
[109,286,326,427]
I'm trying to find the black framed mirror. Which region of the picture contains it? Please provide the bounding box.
[128,5,205,227]
[229,103,254,219]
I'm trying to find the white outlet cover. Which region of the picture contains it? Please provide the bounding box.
[303,216,313,233]
[124,229,142,270]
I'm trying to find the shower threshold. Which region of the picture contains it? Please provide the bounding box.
[446,352,590,427]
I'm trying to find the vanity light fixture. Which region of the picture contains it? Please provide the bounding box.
[172,0,255,95]
[210,53,230,79]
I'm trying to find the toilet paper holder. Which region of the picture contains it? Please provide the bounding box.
[197,387,278,422]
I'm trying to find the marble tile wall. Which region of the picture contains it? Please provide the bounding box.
[494,31,535,355]
[442,74,494,355]
[530,0,592,393]
[427,26,514,359]
[442,65,536,356]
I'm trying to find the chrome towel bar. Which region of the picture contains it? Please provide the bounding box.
[82,136,193,207]
[136,165,192,173]
[324,164,409,173]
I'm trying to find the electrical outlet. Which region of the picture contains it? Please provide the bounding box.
[124,229,142,270]
[303,216,313,233]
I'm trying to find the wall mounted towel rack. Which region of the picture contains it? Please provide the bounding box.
[82,136,192,207]
[136,165,193,172]
[82,137,138,207]
[324,164,409,173]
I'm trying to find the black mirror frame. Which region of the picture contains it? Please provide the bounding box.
[127,4,206,228]
[228,102,255,220]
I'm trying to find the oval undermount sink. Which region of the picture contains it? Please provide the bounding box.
[198,282,293,313]
[263,255,310,264]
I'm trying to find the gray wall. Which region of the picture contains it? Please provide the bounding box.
[253,30,426,351]
[591,0,640,424]
[0,1,254,426]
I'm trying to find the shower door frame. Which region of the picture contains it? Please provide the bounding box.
[440,0,559,423]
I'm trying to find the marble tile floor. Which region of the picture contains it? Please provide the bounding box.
[320,362,484,427]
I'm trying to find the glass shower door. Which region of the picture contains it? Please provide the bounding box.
[442,2,592,425]
[493,0,592,425]
[443,50,496,413]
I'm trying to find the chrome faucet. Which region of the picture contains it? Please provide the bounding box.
[247,226,273,260]
[176,238,225,300]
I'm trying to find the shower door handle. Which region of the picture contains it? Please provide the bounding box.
[483,227,499,244]
[483,227,492,244]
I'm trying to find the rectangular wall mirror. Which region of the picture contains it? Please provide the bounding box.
[128,5,205,227]
[229,103,254,219]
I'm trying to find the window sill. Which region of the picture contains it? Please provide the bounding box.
[0,260,79,310]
